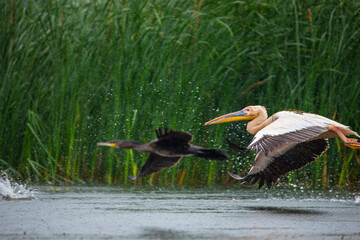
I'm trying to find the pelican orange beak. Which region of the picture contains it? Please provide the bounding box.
[204,109,257,126]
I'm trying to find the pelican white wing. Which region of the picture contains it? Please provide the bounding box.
[248,111,355,155]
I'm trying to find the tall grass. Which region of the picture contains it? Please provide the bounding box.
[1,0,359,187]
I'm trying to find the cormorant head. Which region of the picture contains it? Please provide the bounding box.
[97,140,140,149]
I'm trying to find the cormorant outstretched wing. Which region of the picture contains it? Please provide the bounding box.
[155,128,193,144]
[129,154,182,180]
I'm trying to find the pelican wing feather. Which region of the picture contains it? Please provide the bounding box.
[242,139,329,189]
[248,111,342,155]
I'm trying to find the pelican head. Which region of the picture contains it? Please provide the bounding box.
[204,105,266,126]
[97,140,141,148]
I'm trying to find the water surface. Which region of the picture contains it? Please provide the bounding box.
[1,185,359,239]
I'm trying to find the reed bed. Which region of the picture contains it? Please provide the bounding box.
[1,0,359,187]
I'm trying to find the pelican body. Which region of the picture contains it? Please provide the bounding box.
[98,128,228,179]
[205,105,360,189]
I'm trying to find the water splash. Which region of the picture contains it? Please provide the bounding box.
[355,196,360,204]
[0,172,35,200]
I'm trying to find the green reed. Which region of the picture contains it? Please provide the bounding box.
[0,0,359,187]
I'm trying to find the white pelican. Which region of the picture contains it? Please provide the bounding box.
[204,106,360,189]
[98,128,228,179]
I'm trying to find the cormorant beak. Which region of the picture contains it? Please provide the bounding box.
[97,142,117,148]
[204,110,257,126]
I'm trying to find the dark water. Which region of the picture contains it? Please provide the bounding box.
[1,185,360,239]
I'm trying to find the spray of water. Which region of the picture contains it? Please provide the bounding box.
[0,172,35,200]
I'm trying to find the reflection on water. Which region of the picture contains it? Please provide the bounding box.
[139,227,187,239]
[246,206,324,215]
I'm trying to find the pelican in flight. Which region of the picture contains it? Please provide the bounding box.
[204,106,360,189]
[98,128,228,179]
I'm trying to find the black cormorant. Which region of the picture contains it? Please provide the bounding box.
[97,128,228,179]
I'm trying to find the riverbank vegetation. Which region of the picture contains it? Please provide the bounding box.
[1,0,360,187]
